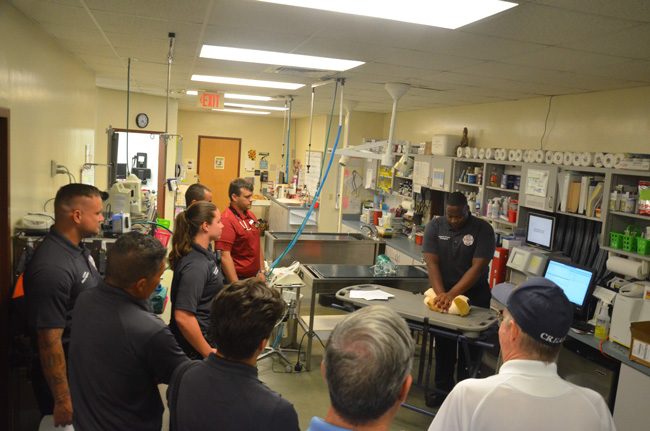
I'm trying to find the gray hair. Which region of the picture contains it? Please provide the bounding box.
[324,305,414,425]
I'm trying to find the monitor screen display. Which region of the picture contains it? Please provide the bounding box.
[526,213,555,250]
[543,259,595,310]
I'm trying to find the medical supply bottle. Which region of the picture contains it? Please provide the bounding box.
[594,305,610,341]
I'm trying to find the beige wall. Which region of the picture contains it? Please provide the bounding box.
[177,110,287,192]
[386,86,650,153]
[0,2,97,227]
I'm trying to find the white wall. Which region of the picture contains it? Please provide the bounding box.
[0,2,97,227]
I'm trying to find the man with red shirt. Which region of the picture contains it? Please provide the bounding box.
[216,178,265,283]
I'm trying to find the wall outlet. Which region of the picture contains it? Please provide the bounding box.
[51,160,58,177]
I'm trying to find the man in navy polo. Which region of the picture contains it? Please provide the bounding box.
[422,191,495,407]
[24,183,104,426]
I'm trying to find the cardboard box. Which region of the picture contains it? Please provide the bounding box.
[430,135,460,156]
[629,321,650,367]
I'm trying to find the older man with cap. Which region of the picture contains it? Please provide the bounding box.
[428,277,616,431]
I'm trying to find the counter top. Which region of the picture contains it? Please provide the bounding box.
[264,193,318,212]
[342,219,424,263]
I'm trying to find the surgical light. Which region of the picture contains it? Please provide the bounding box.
[212,108,271,115]
[200,45,364,71]
[192,74,304,90]
[224,102,288,111]
[258,0,518,29]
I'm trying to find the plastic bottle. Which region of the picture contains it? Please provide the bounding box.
[594,305,610,341]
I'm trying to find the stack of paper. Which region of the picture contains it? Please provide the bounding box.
[349,289,395,301]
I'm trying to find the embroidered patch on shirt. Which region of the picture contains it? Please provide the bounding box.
[463,234,474,246]
[438,235,451,240]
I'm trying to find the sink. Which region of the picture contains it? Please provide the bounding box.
[276,197,304,207]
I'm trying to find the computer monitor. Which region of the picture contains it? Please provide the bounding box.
[526,212,555,251]
[543,258,596,320]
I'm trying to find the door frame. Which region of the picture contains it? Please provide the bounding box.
[0,107,11,430]
[197,134,242,187]
[109,129,166,216]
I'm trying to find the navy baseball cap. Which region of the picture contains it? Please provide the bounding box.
[492,277,573,346]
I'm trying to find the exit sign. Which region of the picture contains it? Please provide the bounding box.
[199,92,224,109]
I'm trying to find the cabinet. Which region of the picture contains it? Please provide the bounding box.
[601,169,650,260]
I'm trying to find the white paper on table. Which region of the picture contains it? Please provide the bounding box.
[349,289,395,301]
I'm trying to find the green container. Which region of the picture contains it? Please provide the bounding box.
[609,232,624,249]
[156,218,171,229]
[637,237,650,256]
[622,226,642,252]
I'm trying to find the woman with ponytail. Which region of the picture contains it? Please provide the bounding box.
[169,201,224,359]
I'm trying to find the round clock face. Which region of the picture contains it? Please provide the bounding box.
[136,113,149,128]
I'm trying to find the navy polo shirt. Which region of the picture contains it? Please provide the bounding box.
[422,215,495,306]
[169,354,299,431]
[169,243,224,356]
[24,227,102,348]
[69,281,188,431]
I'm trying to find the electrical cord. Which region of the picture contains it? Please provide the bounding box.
[42,198,55,212]
[539,95,554,148]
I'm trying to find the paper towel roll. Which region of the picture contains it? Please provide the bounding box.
[513,149,523,162]
[544,150,554,164]
[457,146,464,157]
[563,151,574,166]
[471,147,479,159]
[580,152,593,167]
[603,153,615,168]
[508,149,516,161]
[478,148,485,159]
[535,149,545,163]
[572,152,582,166]
[606,255,650,279]
[485,148,494,160]
[464,147,472,158]
[594,152,605,168]
[613,153,625,168]
[552,151,564,165]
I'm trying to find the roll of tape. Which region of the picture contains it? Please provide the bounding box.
[513,149,523,162]
[613,153,625,168]
[523,150,531,163]
[478,148,485,159]
[603,153,615,168]
[572,152,582,166]
[535,150,545,163]
[457,146,464,157]
[563,152,573,166]
[580,152,593,167]
[552,151,564,165]
[485,148,494,160]
[508,149,516,161]
[471,147,479,159]
[464,147,472,158]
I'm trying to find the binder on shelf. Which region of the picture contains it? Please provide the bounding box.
[586,181,604,218]
[578,175,592,215]
[567,180,581,213]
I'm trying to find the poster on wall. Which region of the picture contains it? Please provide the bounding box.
[214,156,225,170]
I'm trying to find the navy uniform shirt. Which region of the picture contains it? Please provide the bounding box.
[69,281,188,431]
[169,243,224,357]
[169,354,299,431]
[24,227,102,348]
[422,215,495,306]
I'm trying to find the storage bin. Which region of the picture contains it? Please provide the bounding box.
[609,231,624,249]
[637,237,650,256]
[154,229,172,248]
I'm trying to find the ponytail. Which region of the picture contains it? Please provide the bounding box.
[168,201,218,268]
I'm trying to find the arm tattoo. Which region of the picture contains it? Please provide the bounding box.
[37,329,71,403]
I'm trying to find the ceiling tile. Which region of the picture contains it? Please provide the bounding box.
[560,23,650,60]
[531,0,650,22]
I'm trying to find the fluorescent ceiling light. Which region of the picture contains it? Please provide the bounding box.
[224,93,273,101]
[224,102,287,111]
[185,90,198,96]
[200,45,364,71]
[192,74,304,90]
[258,0,518,30]
[213,108,271,115]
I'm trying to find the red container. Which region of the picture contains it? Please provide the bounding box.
[154,229,172,248]
[372,210,382,225]
[415,232,424,245]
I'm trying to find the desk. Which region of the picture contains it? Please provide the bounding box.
[336,285,499,413]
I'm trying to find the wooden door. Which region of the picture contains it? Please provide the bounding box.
[198,136,241,212]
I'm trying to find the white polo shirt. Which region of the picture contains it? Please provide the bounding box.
[428,359,616,431]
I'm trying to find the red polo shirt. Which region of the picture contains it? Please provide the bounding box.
[216,206,261,279]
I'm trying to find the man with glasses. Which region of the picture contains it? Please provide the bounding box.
[216,178,265,282]
[428,277,615,431]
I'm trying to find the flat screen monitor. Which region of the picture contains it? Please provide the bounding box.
[526,212,555,251]
[543,259,596,318]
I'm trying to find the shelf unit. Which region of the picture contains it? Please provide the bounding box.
[556,210,602,222]
[486,186,520,193]
[601,246,650,261]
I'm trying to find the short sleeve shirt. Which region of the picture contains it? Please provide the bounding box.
[169,243,224,355]
[422,215,495,304]
[215,206,261,278]
[24,227,102,348]
[69,282,188,431]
